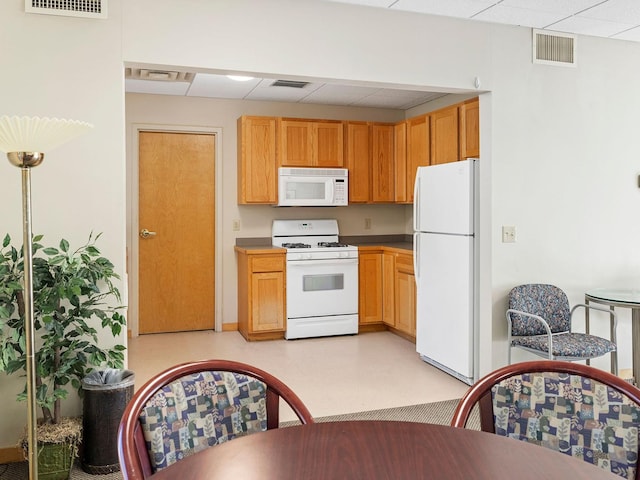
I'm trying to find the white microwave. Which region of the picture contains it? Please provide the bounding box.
[278,167,348,206]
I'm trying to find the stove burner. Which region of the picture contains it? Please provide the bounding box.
[317,242,349,248]
[282,242,311,248]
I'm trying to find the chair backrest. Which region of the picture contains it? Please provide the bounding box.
[117,359,315,480]
[451,360,640,480]
[509,284,571,335]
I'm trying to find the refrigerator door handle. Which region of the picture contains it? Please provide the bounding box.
[413,232,420,282]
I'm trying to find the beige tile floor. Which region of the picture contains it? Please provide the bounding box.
[127,330,470,422]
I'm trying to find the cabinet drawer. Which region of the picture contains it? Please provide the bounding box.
[251,255,285,273]
[395,253,414,274]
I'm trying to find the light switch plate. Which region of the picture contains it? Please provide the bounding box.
[502,226,516,243]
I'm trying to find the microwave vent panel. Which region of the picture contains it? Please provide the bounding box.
[25,0,107,18]
[533,29,576,67]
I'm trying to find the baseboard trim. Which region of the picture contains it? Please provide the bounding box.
[0,446,24,464]
[222,322,238,332]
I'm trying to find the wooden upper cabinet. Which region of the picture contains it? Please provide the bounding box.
[345,122,395,204]
[371,123,395,203]
[394,122,408,204]
[460,97,480,159]
[345,121,370,203]
[315,121,344,167]
[278,118,344,167]
[278,119,313,167]
[406,114,430,203]
[430,105,460,165]
[237,116,278,204]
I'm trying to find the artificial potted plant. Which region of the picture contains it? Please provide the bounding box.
[0,232,126,480]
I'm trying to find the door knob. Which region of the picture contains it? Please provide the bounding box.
[140,229,157,239]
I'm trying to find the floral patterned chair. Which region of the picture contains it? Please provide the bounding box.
[117,359,315,480]
[507,284,618,374]
[451,360,640,479]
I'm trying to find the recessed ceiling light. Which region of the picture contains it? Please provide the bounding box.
[226,75,255,82]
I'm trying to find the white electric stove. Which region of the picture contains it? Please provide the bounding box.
[272,219,358,340]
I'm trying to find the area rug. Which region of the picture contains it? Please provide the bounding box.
[0,399,474,479]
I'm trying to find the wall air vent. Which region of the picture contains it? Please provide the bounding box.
[533,29,576,67]
[271,80,310,89]
[125,68,195,83]
[25,0,107,19]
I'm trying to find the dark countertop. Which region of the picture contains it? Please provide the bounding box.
[236,235,413,253]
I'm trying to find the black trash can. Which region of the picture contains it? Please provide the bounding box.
[81,368,135,474]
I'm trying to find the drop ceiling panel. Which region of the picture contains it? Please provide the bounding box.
[392,0,498,17]
[611,25,640,41]
[187,73,261,98]
[125,78,190,96]
[352,91,445,109]
[245,79,324,102]
[551,15,636,37]
[498,0,605,15]
[475,5,571,28]
[577,0,640,23]
[302,83,384,104]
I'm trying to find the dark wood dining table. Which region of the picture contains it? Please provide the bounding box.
[147,420,620,479]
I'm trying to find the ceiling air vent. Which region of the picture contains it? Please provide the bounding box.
[125,68,195,83]
[271,80,310,89]
[25,0,107,18]
[533,29,576,67]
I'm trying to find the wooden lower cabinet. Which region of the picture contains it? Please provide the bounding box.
[358,250,384,326]
[236,248,286,341]
[359,247,416,340]
[394,253,416,337]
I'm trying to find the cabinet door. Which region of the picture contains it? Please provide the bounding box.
[371,123,395,203]
[430,105,459,165]
[345,122,371,203]
[460,98,480,159]
[382,252,395,326]
[395,254,416,337]
[406,115,430,203]
[314,121,344,167]
[237,116,277,204]
[250,271,285,332]
[394,122,408,204]
[358,251,383,324]
[279,119,313,166]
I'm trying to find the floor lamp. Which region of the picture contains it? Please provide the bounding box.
[0,116,93,480]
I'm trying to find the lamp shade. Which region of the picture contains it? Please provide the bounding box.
[0,115,93,153]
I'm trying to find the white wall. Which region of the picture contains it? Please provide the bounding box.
[489,26,640,371]
[0,1,127,448]
[2,0,640,447]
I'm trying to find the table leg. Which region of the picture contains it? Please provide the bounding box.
[585,297,590,366]
[610,306,617,376]
[633,308,640,385]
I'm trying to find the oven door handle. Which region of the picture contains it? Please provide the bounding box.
[287,258,358,267]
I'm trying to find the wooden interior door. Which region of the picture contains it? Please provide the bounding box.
[138,131,215,334]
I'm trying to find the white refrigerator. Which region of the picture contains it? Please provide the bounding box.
[413,158,477,385]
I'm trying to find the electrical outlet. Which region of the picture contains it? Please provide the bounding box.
[502,225,516,243]
[232,219,240,232]
[364,218,372,230]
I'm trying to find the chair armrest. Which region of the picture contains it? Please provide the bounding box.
[506,309,553,337]
[570,303,618,343]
